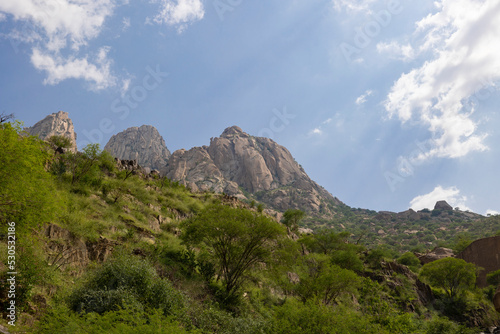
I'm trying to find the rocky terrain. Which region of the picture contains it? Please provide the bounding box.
[161,126,343,217]
[104,125,171,171]
[24,110,77,151]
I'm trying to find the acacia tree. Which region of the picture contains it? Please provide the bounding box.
[181,204,286,300]
[419,257,477,300]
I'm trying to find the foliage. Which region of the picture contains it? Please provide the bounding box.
[282,209,305,232]
[397,252,421,272]
[181,204,285,303]
[419,257,476,300]
[0,121,57,230]
[486,269,500,287]
[36,306,195,334]
[47,135,73,149]
[295,253,361,305]
[69,252,184,315]
[299,229,352,255]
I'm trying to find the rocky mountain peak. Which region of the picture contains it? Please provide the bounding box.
[220,125,247,138]
[162,126,342,218]
[25,110,77,151]
[104,125,170,171]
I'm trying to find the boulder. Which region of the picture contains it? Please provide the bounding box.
[434,200,453,211]
[417,247,454,265]
[457,236,500,287]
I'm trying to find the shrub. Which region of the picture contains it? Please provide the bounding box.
[69,253,184,315]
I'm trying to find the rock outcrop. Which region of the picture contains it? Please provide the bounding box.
[458,236,500,287]
[162,126,342,217]
[104,125,171,171]
[416,247,454,265]
[25,111,77,151]
[434,200,453,211]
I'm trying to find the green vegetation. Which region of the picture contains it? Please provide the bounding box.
[1,122,499,333]
[419,258,477,301]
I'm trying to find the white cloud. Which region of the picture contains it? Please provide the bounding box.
[486,210,499,216]
[31,46,116,90]
[0,12,6,21]
[376,41,415,61]
[0,0,117,89]
[332,0,377,13]
[149,0,204,33]
[410,185,471,211]
[355,89,373,105]
[311,128,323,135]
[384,0,500,160]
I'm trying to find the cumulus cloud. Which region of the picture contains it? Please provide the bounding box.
[311,128,323,135]
[149,0,204,33]
[0,0,117,89]
[31,47,116,90]
[384,0,500,160]
[486,209,499,216]
[410,185,471,211]
[355,89,373,105]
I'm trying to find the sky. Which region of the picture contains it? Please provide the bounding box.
[1,0,499,215]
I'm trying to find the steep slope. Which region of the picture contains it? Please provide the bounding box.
[104,125,171,171]
[162,126,342,217]
[24,110,77,151]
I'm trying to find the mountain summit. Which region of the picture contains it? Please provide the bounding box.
[162,126,342,217]
[25,111,77,151]
[104,125,171,171]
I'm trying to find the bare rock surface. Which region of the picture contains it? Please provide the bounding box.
[25,111,77,151]
[104,125,170,171]
[162,126,342,217]
[458,236,500,287]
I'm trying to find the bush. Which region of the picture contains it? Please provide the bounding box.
[69,253,184,315]
[397,252,421,272]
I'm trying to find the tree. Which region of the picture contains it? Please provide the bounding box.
[181,204,285,300]
[0,121,57,230]
[282,209,305,232]
[419,257,476,300]
[295,253,361,305]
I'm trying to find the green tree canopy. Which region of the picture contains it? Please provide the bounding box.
[419,257,477,300]
[181,204,285,299]
[282,209,305,232]
[0,121,57,230]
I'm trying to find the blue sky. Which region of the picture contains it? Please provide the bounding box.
[1,0,499,215]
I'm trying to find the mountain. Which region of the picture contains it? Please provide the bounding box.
[104,125,171,171]
[162,126,342,217]
[24,110,77,151]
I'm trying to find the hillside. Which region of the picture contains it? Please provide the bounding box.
[2,120,500,333]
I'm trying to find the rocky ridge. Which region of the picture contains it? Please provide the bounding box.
[162,126,342,217]
[104,125,171,171]
[25,111,77,151]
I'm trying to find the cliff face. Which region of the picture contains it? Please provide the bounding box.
[104,125,171,171]
[25,111,77,151]
[162,126,342,217]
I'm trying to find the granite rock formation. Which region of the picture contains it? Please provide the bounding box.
[104,125,171,171]
[25,111,77,151]
[162,126,342,217]
[458,236,500,287]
